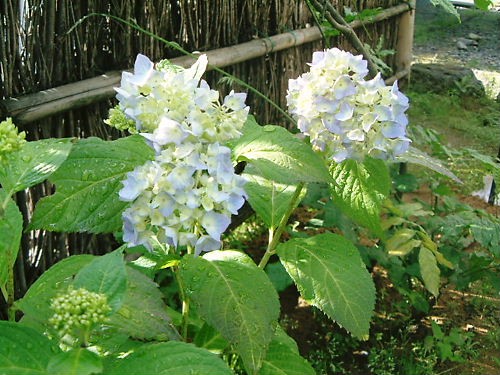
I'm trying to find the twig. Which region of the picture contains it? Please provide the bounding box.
[308,0,379,77]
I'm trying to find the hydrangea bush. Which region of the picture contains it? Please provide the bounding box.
[0,48,451,375]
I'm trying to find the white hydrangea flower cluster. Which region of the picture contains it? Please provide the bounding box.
[115,54,248,142]
[116,54,248,254]
[49,287,111,338]
[286,48,411,163]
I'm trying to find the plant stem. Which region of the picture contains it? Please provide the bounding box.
[1,191,17,321]
[258,182,304,269]
[174,266,190,341]
[6,265,15,321]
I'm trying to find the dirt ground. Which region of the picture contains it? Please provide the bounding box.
[413,1,500,98]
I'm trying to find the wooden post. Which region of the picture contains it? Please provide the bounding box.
[395,0,416,84]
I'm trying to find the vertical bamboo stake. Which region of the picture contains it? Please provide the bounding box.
[395,0,416,82]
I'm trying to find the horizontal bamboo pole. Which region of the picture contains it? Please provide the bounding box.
[0,2,412,125]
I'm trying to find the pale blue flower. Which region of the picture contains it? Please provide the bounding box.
[201,211,231,241]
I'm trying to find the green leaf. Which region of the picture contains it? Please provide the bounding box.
[260,338,316,375]
[194,323,229,353]
[429,0,460,19]
[73,249,127,312]
[231,118,331,184]
[179,250,280,374]
[46,349,102,375]
[396,147,461,183]
[386,228,421,257]
[0,190,23,292]
[329,157,390,237]
[0,138,73,195]
[474,0,492,10]
[109,267,180,341]
[0,321,60,374]
[470,216,500,254]
[265,262,294,293]
[16,255,94,332]
[29,135,154,233]
[419,247,440,297]
[277,233,375,339]
[243,164,306,229]
[104,342,232,375]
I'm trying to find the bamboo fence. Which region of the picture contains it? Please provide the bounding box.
[0,0,415,317]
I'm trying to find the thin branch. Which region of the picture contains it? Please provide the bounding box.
[308,0,379,78]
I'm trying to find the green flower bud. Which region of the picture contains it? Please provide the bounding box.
[49,287,111,338]
[0,118,26,162]
[104,106,137,133]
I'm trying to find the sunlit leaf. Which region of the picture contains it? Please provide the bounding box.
[396,147,461,183]
[0,138,73,195]
[180,250,280,374]
[231,117,331,184]
[30,135,154,233]
[277,233,375,339]
[243,164,306,230]
[104,342,232,375]
[330,157,390,237]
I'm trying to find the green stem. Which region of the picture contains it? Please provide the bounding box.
[174,266,190,340]
[67,14,297,125]
[1,191,17,321]
[258,182,305,269]
[6,264,15,321]
[0,191,12,218]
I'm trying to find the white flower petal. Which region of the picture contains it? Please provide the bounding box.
[201,211,231,241]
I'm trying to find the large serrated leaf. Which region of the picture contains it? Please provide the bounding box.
[277,233,375,339]
[231,119,331,184]
[109,267,180,341]
[243,164,306,230]
[396,147,461,183]
[16,255,95,332]
[419,247,440,297]
[29,135,154,233]
[179,250,280,375]
[0,138,73,195]
[330,157,390,237]
[0,321,61,375]
[104,342,232,375]
[0,190,23,292]
[46,348,102,375]
[73,249,127,312]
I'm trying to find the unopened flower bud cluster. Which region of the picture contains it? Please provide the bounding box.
[0,118,26,162]
[287,48,411,163]
[49,287,111,337]
[114,54,248,254]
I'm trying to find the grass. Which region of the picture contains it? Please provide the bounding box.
[407,91,500,156]
[414,8,500,46]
